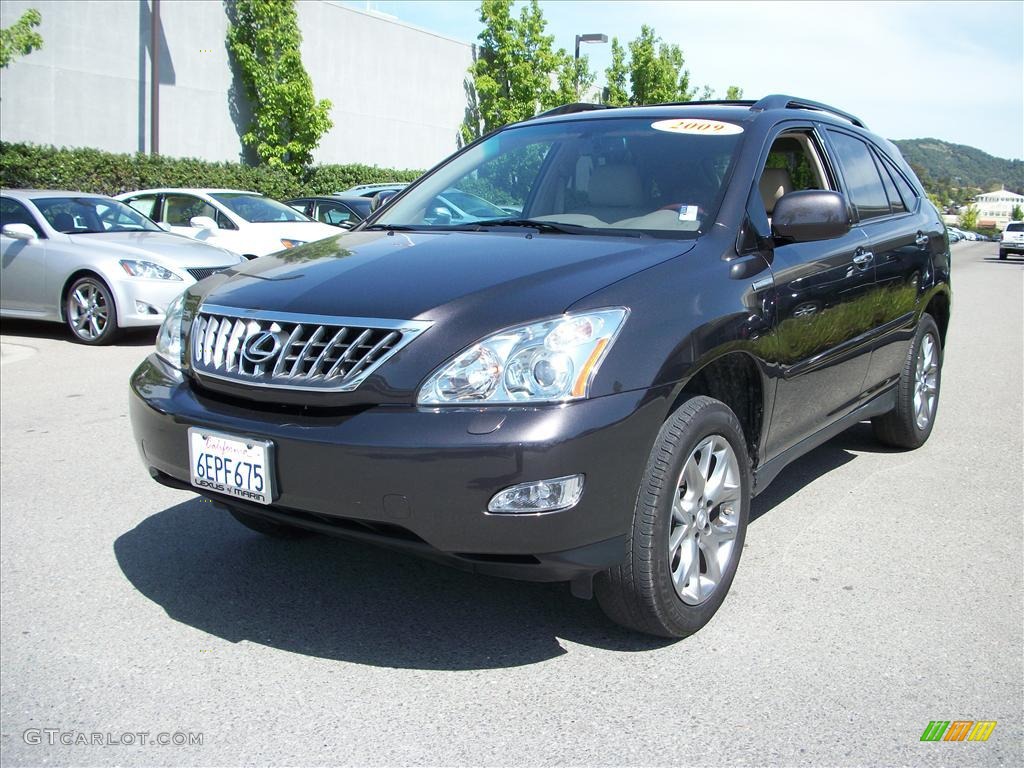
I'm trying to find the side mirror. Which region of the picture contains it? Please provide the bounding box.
[156,222,173,232]
[1,223,37,241]
[772,190,851,242]
[370,189,399,212]
[189,215,219,231]
[431,206,453,226]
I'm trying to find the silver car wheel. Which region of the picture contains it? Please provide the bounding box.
[914,332,939,430]
[67,280,111,342]
[668,434,742,605]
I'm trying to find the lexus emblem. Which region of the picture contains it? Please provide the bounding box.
[241,330,282,364]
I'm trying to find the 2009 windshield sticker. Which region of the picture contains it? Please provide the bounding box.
[651,118,744,136]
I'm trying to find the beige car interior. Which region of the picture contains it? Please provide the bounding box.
[759,132,832,223]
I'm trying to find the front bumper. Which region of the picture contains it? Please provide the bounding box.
[110,277,191,328]
[129,355,669,581]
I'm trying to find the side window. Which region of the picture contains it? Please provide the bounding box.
[0,197,44,237]
[880,154,918,212]
[828,131,890,220]
[316,202,353,226]
[125,194,159,219]
[163,194,216,227]
[214,208,237,230]
[873,153,905,215]
[758,131,832,217]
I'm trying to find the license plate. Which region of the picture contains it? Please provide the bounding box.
[188,428,275,505]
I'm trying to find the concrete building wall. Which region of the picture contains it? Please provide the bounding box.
[0,0,474,170]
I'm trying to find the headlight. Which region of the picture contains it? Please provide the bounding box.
[119,260,182,280]
[280,238,307,249]
[155,292,186,368]
[417,308,628,405]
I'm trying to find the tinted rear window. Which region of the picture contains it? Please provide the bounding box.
[1007,222,1024,232]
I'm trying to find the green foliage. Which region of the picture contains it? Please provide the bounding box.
[627,25,692,105]
[0,142,420,199]
[604,37,629,107]
[463,0,565,141]
[1011,204,1023,221]
[0,8,43,68]
[958,203,979,230]
[725,85,744,100]
[226,0,332,171]
[552,54,596,105]
[895,138,1023,201]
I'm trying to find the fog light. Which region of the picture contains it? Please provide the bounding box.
[487,474,584,514]
[135,300,159,314]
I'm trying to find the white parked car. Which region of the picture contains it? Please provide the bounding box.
[116,188,339,259]
[0,189,244,344]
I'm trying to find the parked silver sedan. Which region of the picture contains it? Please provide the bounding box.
[1,189,244,344]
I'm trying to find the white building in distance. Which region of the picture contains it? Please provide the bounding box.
[974,188,1024,230]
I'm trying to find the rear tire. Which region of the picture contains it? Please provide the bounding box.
[872,314,942,449]
[228,508,314,539]
[595,396,751,638]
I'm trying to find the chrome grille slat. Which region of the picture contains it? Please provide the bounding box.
[188,305,431,393]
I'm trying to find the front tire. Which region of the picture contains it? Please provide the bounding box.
[595,396,751,638]
[872,314,942,449]
[65,276,119,345]
[999,249,1007,260]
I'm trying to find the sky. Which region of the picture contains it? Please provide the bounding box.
[341,0,1024,160]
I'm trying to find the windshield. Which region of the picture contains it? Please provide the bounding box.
[211,193,312,223]
[374,116,744,236]
[34,197,162,234]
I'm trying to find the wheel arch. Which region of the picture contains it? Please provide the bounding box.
[59,268,119,322]
[923,289,951,347]
[668,350,770,468]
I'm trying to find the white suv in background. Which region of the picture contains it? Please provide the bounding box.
[999,221,1024,259]
[116,189,339,259]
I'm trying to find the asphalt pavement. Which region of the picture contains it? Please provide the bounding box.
[1,240,1021,766]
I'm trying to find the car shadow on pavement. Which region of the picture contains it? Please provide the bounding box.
[0,318,156,346]
[114,498,673,670]
[750,421,895,522]
[113,422,890,671]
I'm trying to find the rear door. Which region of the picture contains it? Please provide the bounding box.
[825,130,941,396]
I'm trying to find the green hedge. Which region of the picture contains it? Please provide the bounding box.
[0,142,422,200]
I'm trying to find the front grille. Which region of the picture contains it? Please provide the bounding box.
[189,304,431,392]
[187,266,233,282]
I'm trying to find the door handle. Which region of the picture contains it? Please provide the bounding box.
[853,250,874,268]
[915,232,929,248]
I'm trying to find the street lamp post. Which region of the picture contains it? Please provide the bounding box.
[574,32,608,60]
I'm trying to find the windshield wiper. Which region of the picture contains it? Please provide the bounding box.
[361,223,423,231]
[470,218,584,234]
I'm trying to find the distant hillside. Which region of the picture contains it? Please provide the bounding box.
[893,138,1024,197]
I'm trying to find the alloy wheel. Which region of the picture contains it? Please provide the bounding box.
[914,332,939,430]
[668,434,742,605]
[68,280,110,342]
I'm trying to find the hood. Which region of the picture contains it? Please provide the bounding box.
[201,229,695,322]
[189,229,696,406]
[69,231,240,267]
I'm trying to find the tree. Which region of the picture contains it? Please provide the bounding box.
[604,37,629,106]
[552,53,596,104]
[226,0,332,171]
[958,203,979,230]
[725,85,744,100]
[464,0,563,140]
[627,25,692,105]
[0,8,43,68]
[1011,203,1023,221]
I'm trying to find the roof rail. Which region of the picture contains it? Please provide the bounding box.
[655,99,757,108]
[533,102,612,119]
[751,94,867,129]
